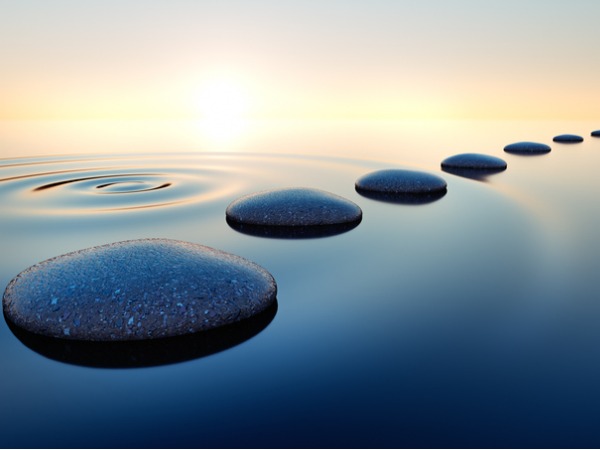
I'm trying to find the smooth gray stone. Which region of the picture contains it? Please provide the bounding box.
[553,134,583,143]
[591,130,600,137]
[3,239,277,341]
[504,141,551,154]
[441,153,507,181]
[441,153,507,170]
[226,187,362,227]
[355,169,447,204]
[7,301,278,368]
[355,169,447,195]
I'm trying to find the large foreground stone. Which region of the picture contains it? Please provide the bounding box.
[3,239,277,341]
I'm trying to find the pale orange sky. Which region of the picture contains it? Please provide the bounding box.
[1,0,599,120]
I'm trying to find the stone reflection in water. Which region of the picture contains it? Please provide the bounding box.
[226,187,362,239]
[226,217,362,239]
[5,301,277,368]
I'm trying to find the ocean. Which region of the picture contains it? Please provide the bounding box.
[1,118,599,447]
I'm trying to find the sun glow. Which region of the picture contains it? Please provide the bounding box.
[196,78,251,121]
[194,77,253,144]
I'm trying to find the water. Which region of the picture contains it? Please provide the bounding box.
[1,119,600,447]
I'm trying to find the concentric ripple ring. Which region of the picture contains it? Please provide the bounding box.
[0,155,243,215]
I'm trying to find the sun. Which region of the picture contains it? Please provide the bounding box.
[193,76,253,144]
[196,77,250,122]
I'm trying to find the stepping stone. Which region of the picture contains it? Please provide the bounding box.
[7,301,278,368]
[553,134,584,143]
[441,153,507,181]
[504,141,551,155]
[3,239,277,341]
[355,169,447,204]
[226,187,362,238]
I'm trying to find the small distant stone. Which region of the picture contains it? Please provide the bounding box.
[355,169,447,203]
[591,130,600,137]
[504,141,551,154]
[3,239,277,341]
[553,134,583,143]
[441,153,507,171]
[226,187,362,231]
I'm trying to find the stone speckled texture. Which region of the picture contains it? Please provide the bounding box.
[553,134,584,143]
[441,153,507,181]
[3,239,277,341]
[441,153,507,171]
[592,130,600,137]
[355,169,447,204]
[504,141,551,154]
[225,187,362,227]
[355,169,447,195]
[7,302,278,368]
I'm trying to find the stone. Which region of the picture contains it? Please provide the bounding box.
[225,187,362,238]
[441,153,507,170]
[553,134,584,143]
[503,141,551,154]
[7,301,278,368]
[441,153,507,180]
[355,169,447,204]
[3,239,277,341]
[591,130,600,137]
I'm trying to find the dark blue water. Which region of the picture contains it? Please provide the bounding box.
[1,121,600,447]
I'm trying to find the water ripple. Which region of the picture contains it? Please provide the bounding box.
[0,154,244,215]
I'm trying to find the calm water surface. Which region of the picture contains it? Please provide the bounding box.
[1,119,600,447]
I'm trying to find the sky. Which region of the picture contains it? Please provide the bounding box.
[1,0,599,120]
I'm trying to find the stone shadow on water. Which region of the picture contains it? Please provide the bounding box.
[4,300,278,369]
[226,216,361,239]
